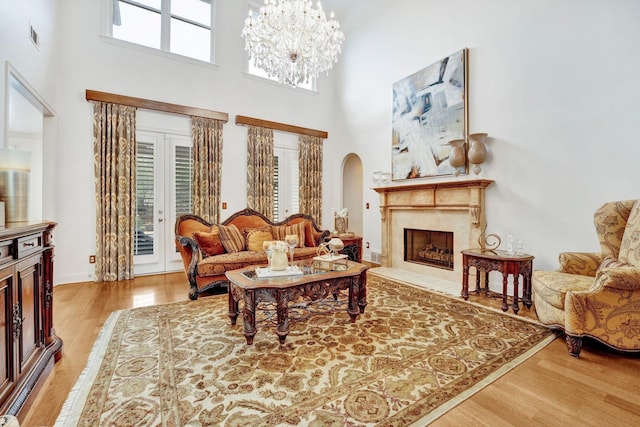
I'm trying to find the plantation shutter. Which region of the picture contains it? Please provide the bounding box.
[134,141,155,256]
[175,144,193,216]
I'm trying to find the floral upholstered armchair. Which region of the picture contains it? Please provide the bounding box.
[532,199,640,357]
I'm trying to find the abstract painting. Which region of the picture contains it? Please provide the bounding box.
[392,49,468,180]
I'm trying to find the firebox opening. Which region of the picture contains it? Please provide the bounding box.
[404,228,454,270]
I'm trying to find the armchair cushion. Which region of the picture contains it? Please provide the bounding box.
[619,199,640,266]
[595,265,640,291]
[594,199,635,259]
[596,256,629,274]
[558,252,601,276]
[532,271,593,310]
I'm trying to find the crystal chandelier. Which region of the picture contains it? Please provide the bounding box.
[242,0,345,87]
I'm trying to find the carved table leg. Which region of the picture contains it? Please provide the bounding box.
[242,289,257,345]
[566,334,583,357]
[501,272,509,312]
[474,267,481,294]
[512,274,520,314]
[523,270,533,308]
[276,289,290,345]
[462,261,470,300]
[348,277,359,322]
[357,271,368,314]
[228,285,239,325]
[483,271,490,296]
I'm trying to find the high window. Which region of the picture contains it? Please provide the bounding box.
[110,0,215,63]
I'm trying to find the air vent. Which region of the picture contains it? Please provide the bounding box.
[371,252,381,264]
[29,24,40,48]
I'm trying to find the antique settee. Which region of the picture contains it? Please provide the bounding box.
[175,208,330,299]
[532,199,640,357]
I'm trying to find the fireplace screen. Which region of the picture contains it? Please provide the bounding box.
[404,228,454,270]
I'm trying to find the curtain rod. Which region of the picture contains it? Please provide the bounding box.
[85,90,229,123]
[235,115,328,139]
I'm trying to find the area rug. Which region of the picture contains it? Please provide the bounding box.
[55,274,556,426]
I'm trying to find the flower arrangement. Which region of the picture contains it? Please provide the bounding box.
[333,208,348,234]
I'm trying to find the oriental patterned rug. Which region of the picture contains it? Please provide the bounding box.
[55,274,555,426]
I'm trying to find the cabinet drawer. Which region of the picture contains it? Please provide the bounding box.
[17,233,43,258]
[0,239,14,266]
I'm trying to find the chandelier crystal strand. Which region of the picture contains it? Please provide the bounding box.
[242,0,345,87]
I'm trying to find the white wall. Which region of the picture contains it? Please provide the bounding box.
[326,0,640,272]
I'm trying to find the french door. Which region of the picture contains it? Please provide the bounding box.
[134,130,192,275]
[273,139,299,221]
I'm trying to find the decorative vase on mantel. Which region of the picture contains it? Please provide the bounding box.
[448,139,466,175]
[468,133,488,175]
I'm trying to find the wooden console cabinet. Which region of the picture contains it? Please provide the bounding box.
[0,222,62,417]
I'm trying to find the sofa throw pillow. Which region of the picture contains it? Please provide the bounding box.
[193,226,226,257]
[218,224,245,253]
[272,222,306,248]
[303,220,323,247]
[244,227,274,252]
[619,199,640,267]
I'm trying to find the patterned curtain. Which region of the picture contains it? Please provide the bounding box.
[298,134,323,224]
[192,116,223,223]
[93,102,137,282]
[246,126,274,219]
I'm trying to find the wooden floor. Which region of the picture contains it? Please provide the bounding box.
[21,272,640,426]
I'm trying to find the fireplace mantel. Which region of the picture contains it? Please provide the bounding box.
[373,179,493,195]
[374,179,494,282]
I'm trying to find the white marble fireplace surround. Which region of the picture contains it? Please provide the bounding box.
[373,179,493,292]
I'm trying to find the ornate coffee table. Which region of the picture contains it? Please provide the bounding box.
[226,261,368,345]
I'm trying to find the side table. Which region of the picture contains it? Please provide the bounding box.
[338,234,363,262]
[461,248,534,314]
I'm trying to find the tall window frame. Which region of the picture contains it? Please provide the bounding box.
[107,0,216,64]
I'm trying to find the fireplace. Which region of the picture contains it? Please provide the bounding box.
[404,228,454,270]
[374,179,493,284]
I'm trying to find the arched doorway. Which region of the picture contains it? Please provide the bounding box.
[341,153,363,235]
